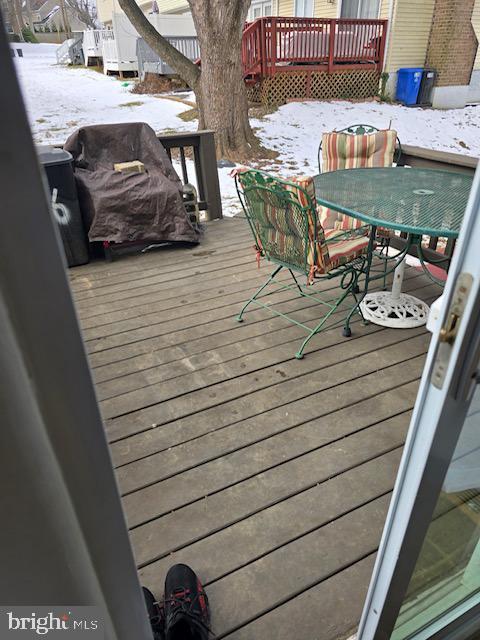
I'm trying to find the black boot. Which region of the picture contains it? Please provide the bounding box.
[163,564,211,640]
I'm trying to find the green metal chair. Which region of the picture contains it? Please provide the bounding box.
[317,124,402,174]
[317,124,402,290]
[235,169,374,359]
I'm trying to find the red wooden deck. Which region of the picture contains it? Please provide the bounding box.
[242,17,387,83]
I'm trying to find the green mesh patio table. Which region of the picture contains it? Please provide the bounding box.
[313,167,473,328]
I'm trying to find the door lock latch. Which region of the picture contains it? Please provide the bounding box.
[439,312,460,344]
[432,273,473,389]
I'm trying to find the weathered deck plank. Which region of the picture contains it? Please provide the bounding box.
[137,449,401,582]
[95,277,431,402]
[70,218,437,640]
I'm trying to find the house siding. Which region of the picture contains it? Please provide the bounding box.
[314,1,337,18]
[384,0,435,73]
[379,0,389,20]
[157,0,189,13]
[426,0,477,86]
[97,0,115,25]
[278,0,337,17]
[97,0,188,24]
[278,0,294,14]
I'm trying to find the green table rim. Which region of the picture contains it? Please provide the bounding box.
[314,167,473,239]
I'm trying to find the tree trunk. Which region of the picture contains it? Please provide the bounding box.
[60,0,72,38]
[12,0,25,40]
[117,0,257,159]
[189,0,256,159]
[25,0,33,31]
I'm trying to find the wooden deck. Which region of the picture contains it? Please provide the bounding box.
[70,217,437,640]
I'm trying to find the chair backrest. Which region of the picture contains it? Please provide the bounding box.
[317,124,402,173]
[235,169,330,276]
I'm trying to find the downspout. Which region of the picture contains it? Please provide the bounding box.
[382,0,395,72]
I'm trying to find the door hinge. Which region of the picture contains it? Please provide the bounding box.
[432,272,473,390]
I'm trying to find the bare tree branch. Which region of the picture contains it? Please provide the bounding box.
[64,0,97,29]
[117,0,201,88]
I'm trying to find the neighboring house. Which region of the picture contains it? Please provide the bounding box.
[277,0,480,107]
[97,0,189,25]
[30,0,91,41]
[97,0,480,108]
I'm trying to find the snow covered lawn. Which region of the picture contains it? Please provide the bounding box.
[15,44,194,144]
[15,43,480,215]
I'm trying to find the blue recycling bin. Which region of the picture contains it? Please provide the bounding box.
[396,68,424,105]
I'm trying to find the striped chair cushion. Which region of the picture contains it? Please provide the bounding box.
[320,129,398,231]
[238,172,371,278]
[286,176,331,274]
[324,228,371,270]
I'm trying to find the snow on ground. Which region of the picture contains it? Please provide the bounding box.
[15,43,480,216]
[254,99,480,171]
[14,43,195,144]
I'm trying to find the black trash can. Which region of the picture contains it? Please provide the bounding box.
[417,68,437,106]
[37,145,89,267]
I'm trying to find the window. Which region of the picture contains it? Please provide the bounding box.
[340,0,380,19]
[248,0,273,20]
[294,0,314,17]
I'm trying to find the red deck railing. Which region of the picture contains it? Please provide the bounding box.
[242,17,387,80]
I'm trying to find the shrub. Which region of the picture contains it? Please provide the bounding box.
[22,26,39,42]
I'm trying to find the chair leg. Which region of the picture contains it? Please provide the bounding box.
[342,233,376,338]
[288,269,306,297]
[295,284,353,359]
[342,272,365,337]
[236,265,283,323]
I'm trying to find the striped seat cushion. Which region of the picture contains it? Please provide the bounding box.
[324,228,371,271]
[320,129,397,231]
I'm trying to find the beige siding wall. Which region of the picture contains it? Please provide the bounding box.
[278,0,294,14]
[473,0,480,69]
[379,0,389,19]
[314,0,337,18]
[278,0,337,16]
[385,0,435,72]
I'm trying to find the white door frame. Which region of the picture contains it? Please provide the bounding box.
[358,164,480,639]
[0,11,153,639]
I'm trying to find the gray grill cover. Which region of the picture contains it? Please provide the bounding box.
[64,122,199,244]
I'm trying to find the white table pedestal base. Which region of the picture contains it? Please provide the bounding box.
[360,258,430,328]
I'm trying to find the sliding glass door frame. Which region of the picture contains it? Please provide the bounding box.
[358,166,480,640]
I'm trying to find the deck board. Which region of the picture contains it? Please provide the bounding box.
[71,217,437,640]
